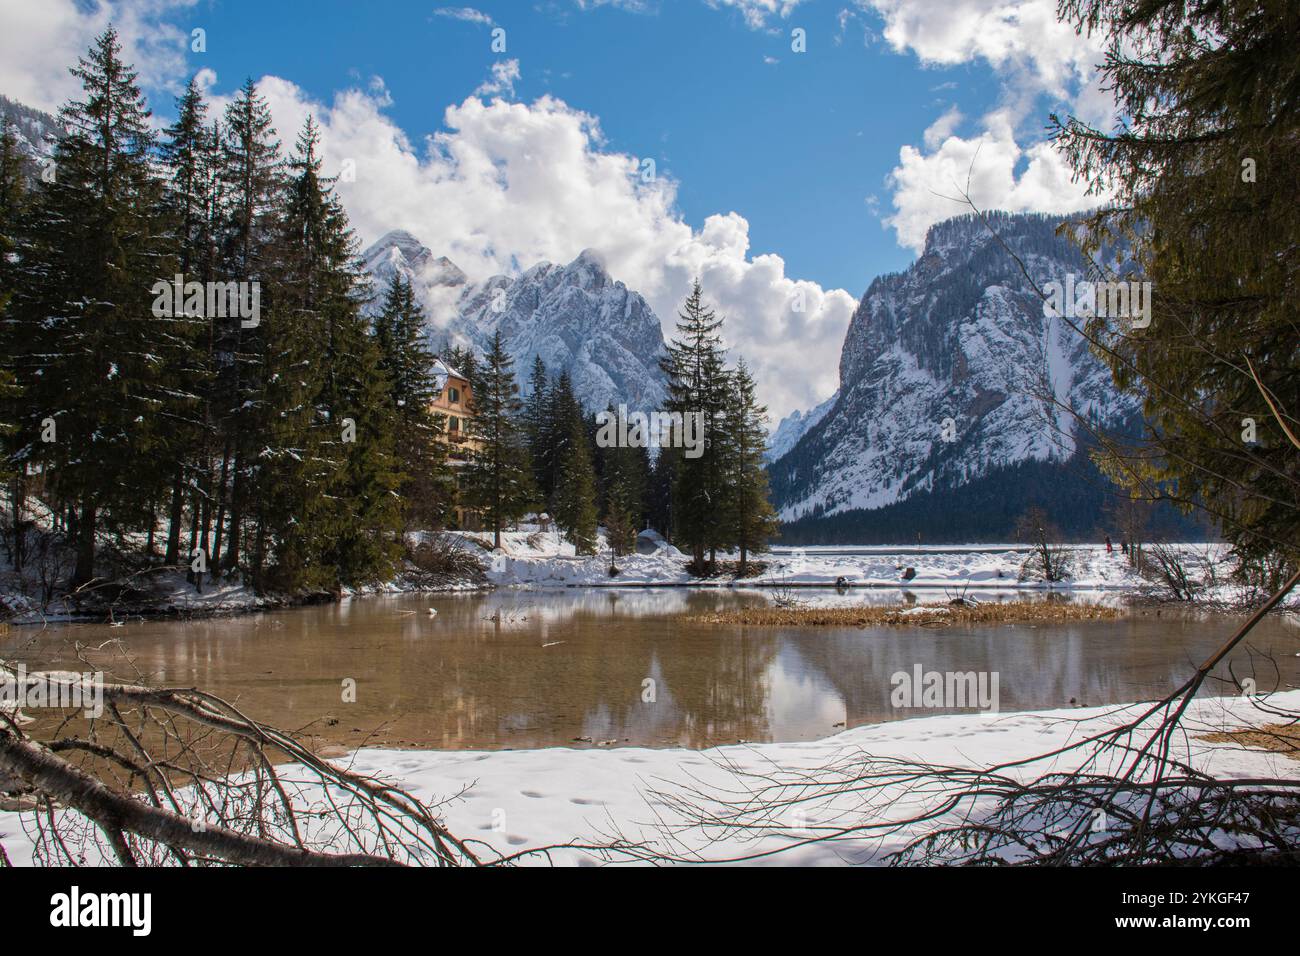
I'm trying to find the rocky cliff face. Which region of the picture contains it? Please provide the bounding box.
[769,212,1137,522]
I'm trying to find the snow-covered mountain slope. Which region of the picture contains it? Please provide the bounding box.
[360,229,466,295]
[769,212,1139,523]
[0,95,60,171]
[360,232,668,413]
[767,390,837,462]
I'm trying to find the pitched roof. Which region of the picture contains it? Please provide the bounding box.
[431,357,468,386]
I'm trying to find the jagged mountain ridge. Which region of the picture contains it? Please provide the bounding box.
[360,231,668,412]
[769,211,1139,524]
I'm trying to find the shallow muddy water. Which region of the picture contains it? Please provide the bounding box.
[3,589,1297,751]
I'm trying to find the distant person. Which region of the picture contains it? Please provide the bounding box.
[1105,534,1113,554]
[1121,535,1130,558]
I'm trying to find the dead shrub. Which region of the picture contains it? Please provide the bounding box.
[403,535,487,587]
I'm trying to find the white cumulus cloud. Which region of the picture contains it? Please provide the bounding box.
[247,77,852,419]
[864,0,1100,97]
[0,0,195,113]
[857,0,1113,252]
[887,110,1097,252]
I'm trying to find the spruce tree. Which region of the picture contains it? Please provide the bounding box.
[552,397,599,554]
[163,79,221,279]
[212,77,283,576]
[0,285,17,492]
[539,369,580,507]
[0,121,25,295]
[444,344,480,396]
[646,444,675,536]
[301,119,403,586]
[251,117,403,591]
[462,331,536,549]
[522,355,551,493]
[159,78,221,567]
[599,408,650,556]
[0,122,29,543]
[660,279,730,571]
[10,27,176,586]
[1054,0,1300,580]
[721,360,779,574]
[374,272,451,530]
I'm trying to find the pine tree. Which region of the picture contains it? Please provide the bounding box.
[250,117,403,591]
[1053,0,1300,580]
[522,355,551,493]
[444,344,480,396]
[0,121,29,505]
[462,331,536,549]
[660,279,730,571]
[159,78,221,567]
[374,272,451,530]
[646,445,675,536]
[538,369,580,507]
[10,27,176,586]
[0,120,26,294]
[599,408,650,556]
[212,77,283,577]
[721,360,779,574]
[552,396,598,554]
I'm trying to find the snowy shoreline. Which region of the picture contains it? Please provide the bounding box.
[478,532,1246,598]
[0,528,1263,627]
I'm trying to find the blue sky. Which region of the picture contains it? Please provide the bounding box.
[1,0,1108,418]
[157,0,995,292]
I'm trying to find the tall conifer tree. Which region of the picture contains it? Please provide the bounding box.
[660,279,729,571]
[0,121,30,546]
[599,408,650,556]
[522,355,551,495]
[721,360,779,574]
[463,331,535,548]
[1054,0,1300,580]
[374,272,451,530]
[552,394,598,554]
[11,27,176,586]
[159,77,221,566]
[213,77,282,576]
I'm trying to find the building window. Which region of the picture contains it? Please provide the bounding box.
[449,416,460,432]
[449,386,460,404]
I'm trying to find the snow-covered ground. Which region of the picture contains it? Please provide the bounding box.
[470,529,1230,594]
[4,689,1295,866]
[0,477,1245,622]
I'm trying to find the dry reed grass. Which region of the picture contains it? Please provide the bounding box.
[684,600,1122,628]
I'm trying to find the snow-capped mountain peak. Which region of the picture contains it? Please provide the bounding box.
[359,233,668,412]
[361,230,467,293]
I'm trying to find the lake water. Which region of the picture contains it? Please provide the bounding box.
[3,589,1297,751]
